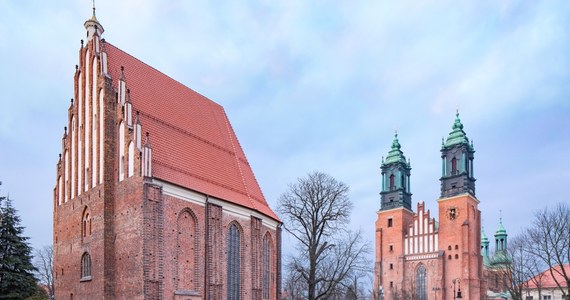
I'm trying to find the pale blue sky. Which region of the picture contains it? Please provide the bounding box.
[0,1,569,262]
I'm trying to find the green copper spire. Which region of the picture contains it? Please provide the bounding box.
[481,227,492,266]
[481,227,489,244]
[444,111,470,148]
[384,131,407,165]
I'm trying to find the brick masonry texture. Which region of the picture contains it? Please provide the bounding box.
[54,16,281,300]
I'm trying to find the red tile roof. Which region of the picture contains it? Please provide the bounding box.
[524,264,569,289]
[104,41,279,222]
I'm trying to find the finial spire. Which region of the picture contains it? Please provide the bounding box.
[499,210,503,224]
[92,0,96,18]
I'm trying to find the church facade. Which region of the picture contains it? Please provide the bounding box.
[374,114,486,300]
[53,11,281,300]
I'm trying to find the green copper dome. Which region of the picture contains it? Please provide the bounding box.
[384,132,408,165]
[495,220,507,237]
[444,112,471,148]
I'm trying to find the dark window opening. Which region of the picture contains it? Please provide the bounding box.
[451,158,457,174]
[389,175,395,190]
[227,224,241,300]
[262,234,271,300]
[389,245,393,252]
[416,264,427,300]
[388,218,393,228]
[81,252,91,280]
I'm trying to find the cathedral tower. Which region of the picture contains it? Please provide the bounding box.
[437,112,484,300]
[374,133,414,299]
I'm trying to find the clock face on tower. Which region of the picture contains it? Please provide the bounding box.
[447,207,459,220]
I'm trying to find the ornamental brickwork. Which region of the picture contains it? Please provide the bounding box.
[53,11,281,300]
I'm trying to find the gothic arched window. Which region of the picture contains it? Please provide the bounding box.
[451,158,457,175]
[81,252,91,279]
[389,174,395,190]
[262,233,272,299]
[82,208,91,238]
[416,264,427,300]
[227,223,241,300]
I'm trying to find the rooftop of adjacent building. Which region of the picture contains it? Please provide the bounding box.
[523,264,570,289]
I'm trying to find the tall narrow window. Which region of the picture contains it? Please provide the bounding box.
[262,233,271,300]
[82,209,91,238]
[227,224,241,300]
[416,264,427,300]
[389,174,395,190]
[81,252,91,280]
[451,158,457,175]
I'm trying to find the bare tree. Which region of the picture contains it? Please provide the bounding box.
[34,245,54,299]
[283,263,307,300]
[525,203,570,299]
[277,171,372,300]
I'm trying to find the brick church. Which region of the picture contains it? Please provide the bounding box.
[53,9,281,300]
[374,113,486,300]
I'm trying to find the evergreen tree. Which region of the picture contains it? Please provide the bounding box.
[0,190,37,299]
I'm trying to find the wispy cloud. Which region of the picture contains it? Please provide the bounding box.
[0,1,568,255]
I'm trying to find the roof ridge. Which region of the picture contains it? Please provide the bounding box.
[104,41,222,109]
[221,107,258,211]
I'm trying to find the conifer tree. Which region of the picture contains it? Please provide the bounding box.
[0,189,37,299]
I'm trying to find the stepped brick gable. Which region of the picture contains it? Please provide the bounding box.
[53,11,281,300]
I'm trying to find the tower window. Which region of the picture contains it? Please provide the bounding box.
[455,254,459,259]
[451,158,457,175]
[389,263,393,270]
[82,209,91,239]
[389,245,393,252]
[388,218,393,228]
[390,281,393,288]
[81,252,92,280]
[455,245,459,250]
[389,175,395,190]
